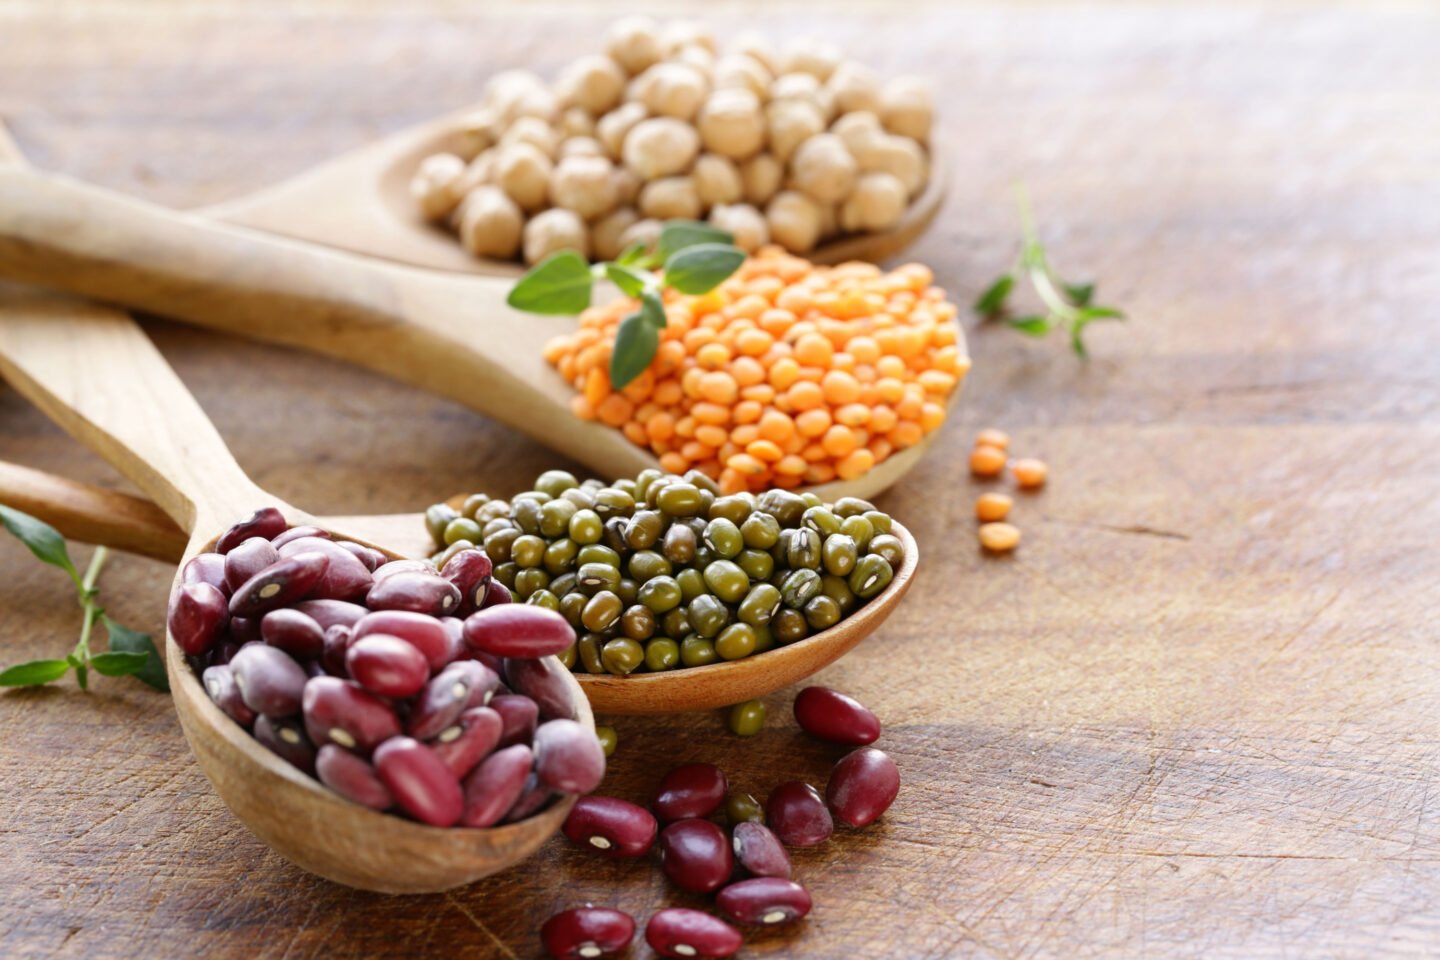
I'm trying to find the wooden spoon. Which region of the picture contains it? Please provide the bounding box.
[200,107,950,277]
[0,297,589,893]
[0,164,963,503]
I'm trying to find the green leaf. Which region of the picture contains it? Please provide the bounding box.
[1063,281,1095,307]
[75,664,88,691]
[90,651,149,677]
[616,242,655,269]
[663,243,746,295]
[0,658,71,687]
[973,274,1015,317]
[605,262,652,299]
[609,309,661,390]
[505,251,594,315]
[1006,315,1054,336]
[104,617,168,692]
[656,221,732,260]
[1076,305,1125,321]
[0,505,78,582]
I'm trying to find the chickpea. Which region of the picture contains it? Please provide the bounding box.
[501,116,561,161]
[605,16,664,75]
[975,493,1013,523]
[634,62,709,121]
[596,102,649,159]
[611,166,641,206]
[622,117,700,180]
[765,190,824,253]
[454,108,503,161]
[618,216,664,255]
[790,133,858,205]
[555,54,627,115]
[693,153,743,207]
[839,171,907,233]
[827,61,882,115]
[494,141,553,212]
[782,37,843,81]
[639,175,702,220]
[660,20,717,56]
[976,428,1010,450]
[978,522,1021,553]
[740,152,783,206]
[559,136,605,160]
[732,31,779,73]
[673,44,717,81]
[880,75,935,142]
[831,110,885,154]
[697,89,765,161]
[453,148,499,199]
[852,133,928,197]
[1011,458,1048,490]
[710,203,769,253]
[713,55,772,100]
[523,208,589,265]
[455,185,523,259]
[770,72,834,120]
[765,98,825,163]
[508,85,561,125]
[550,154,620,221]
[559,107,597,139]
[970,445,1007,478]
[409,152,467,221]
[484,69,546,115]
[592,206,640,261]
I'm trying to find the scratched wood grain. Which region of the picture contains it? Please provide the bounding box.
[2,1,1439,957]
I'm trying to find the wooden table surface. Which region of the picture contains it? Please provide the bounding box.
[3,2,1439,957]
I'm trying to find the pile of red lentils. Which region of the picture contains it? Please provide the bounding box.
[967,427,1046,553]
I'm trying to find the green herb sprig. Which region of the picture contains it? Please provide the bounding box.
[507,220,746,389]
[0,505,167,692]
[974,185,1126,358]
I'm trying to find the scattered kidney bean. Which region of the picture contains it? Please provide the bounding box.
[224,537,280,593]
[215,506,287,553]
[230,644,308,718]
[766,781,833,847]
[302,676,401,752]
[563,795,657,857]
[366,571,461,617]
[168,581,229,656]
[826,747,900,827]
[261,607,325,660]
[505,656,576,720]
[202,664,256,729]
[346,634,431,698]
[659,819,734,893]
[463,605,575,658]
[480,579,513,607]
[182,552,228,592]
[541,906,635,960]
[429,706,502,779]
[351,610,451,671]
[654,763,727,822]
[408,661,501,739]
[461,743,533,827]
[716,877,813,926]
[792,686,881,745]
[645,908,742,960]
[253,714,316,775]
[534,719,607,793]
[731,821,790,879]
[373,736,463,827]
[228,551,330,618]
[278,536,374,602]
[441,549,493,611]
[315,744,393,810]
[491,694,540,748]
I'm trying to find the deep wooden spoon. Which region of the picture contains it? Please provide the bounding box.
[0,164,963,503]
[0,298,589,893]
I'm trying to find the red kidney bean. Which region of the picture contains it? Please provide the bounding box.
[302,676,401,752]
[439,617,469,666]
[278,536,374,602]
[228,551,330,618]
[346,634,430,698]
[541,907,635,960]
[766,781,833,847]
[480,579,512,607]
[827,747,900,827]
[304,659,327,680]
[502,771,554,824]
[463,605,575,659]
[223,536,280,593]
[229,615,261,646]
[366,571,462,618]
[429,706,502,779]
[182,552,228,592]
[253,714,316,775]
[505,656,575,720]
[441,549,493,612]
[352,610,449,671]
[294,599,368,631]
[269,524,330,549]
[202,664,256,729]
[373,736,463,827]
[792,686,880,745]
[168,581,229,656]
[216,507,287,554]
[562,795,657,857]
[534,719,606,793]
[731,821,791,879]
[373,559,433,582]
[491,693,540,748]
[321,624,352,678]
[260,607,325,660]
[716,877,812,926]
[654,763,728,822]
[316,743,393,811]
[214,641,243,666]
[334,540,386,572]
[230,644,307,717]
[645,908,742,959]
[407,661,501,739]
[460,743,532,827]
[659,819,734,893]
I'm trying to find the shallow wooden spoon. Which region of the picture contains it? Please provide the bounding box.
[0,164,962,502]
[0,297,589,893]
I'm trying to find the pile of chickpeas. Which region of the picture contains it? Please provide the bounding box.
[410,18,935,264]
[426,468,904,675]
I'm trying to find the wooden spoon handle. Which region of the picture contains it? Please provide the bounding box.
[0,294,273,536]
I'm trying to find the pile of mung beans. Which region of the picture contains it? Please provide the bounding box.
[425,468,904,675]
[169,508,605,828]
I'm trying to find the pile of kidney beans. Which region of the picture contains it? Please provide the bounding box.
[168,507,605,827]
[542,685,900,959]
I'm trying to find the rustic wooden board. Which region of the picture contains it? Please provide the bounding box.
[2,1,1439,957]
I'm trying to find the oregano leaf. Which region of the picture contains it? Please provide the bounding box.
[104,617,168,692]
[506,250,594,315]
[657,220,732,260]
[663,243,746,295]
[973,274,1015,317]
[609,309,661,390]
[0,505,78,583]
[0,658,71,687]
